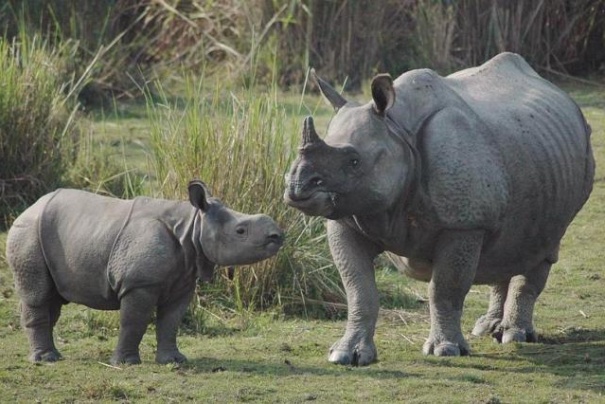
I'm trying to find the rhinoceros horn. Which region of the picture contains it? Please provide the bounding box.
[301,116,323,147]
[311,68,347,111]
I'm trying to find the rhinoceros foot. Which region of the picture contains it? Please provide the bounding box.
[328,337,377,366]
[30,349,62,363]
[495,326,537,344]
[110,352,141,366]
[471,314,502,337]
[472,315,537,344]
[422,337,470,357]
[156,349,187,364]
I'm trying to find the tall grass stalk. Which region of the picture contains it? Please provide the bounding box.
[412,0,457,72]
[146,75,343,316]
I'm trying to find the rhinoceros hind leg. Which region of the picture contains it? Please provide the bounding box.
[472,281,509,338]
[111,288,157,365]
[155,290,193,364]
[498,260,551,344]
[21,296,64,362]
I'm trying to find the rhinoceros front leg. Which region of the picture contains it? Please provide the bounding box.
[423,230,484,356]
[498,260,551,343]
[155,289,194,364]
[111,288,157,365]
[471,281,509,338]
[327,220,381,366]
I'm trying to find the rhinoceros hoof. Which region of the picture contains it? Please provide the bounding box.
[499,327,537,344]
[328,339,377,366]
[156,350,187,364]
[471,315,502,337]
[110,352,141,365]
[30,349,62,363]
[422,340,470,357]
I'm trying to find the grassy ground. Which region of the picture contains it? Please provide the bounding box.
[1,83,604,403]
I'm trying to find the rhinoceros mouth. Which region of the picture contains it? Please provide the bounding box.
[263,238,283,256]
[263,232,284,248]
[284,190,336,218]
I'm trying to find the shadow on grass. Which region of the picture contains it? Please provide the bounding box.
[427,327,605,394]
[183,356,419,380]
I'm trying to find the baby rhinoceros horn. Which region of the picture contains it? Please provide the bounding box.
[301,116,323,147]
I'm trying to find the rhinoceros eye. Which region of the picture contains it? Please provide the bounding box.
[350,158,360,168]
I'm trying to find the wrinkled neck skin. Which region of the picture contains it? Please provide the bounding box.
[146,202,216,283]
[189,211,216,282]
[342,116,422,256]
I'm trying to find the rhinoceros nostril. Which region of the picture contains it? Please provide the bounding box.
[267,231,284,243]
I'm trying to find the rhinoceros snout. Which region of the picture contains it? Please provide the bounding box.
[285,175,325,203]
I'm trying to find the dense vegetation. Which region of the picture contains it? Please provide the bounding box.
[1,0,603,94]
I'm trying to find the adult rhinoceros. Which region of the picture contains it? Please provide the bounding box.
[7,180,284,365]
[284,52,595,366]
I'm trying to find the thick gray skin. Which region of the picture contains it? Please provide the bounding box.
[6,180,283,365]
[284,52,595,365]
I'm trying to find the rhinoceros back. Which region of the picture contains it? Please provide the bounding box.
[447,52,593,204]
[39,189,135,308]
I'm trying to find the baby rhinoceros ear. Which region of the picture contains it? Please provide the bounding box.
[188,180,211,211]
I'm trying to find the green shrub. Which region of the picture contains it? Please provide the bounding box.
[0,36,81,228]
[146,75,343,316]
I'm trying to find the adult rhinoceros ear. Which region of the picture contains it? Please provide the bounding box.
[371,73,395,116]
[188,180,210,211]
[311,68,347,111]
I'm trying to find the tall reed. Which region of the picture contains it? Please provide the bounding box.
[146,75,343,315]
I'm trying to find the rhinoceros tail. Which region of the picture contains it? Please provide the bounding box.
[581,121,596,207]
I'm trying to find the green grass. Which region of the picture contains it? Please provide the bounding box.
[1,83,604,402]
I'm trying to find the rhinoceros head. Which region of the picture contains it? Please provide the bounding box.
[188,180,284,266]
[284,71,412,219]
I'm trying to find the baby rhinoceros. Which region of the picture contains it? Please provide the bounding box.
[6,180,284,365]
